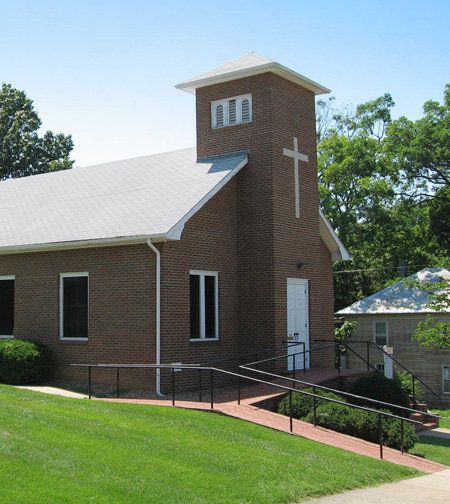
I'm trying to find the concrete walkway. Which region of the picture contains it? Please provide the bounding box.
[301,469,450,503]
[16,385,88,399]
[420,427,450,439]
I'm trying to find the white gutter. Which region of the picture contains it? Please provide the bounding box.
[146,239,162,396]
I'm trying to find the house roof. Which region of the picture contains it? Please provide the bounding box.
[176,52,330,95]
[0,147,348,260]
[336,268,450,315]
[0,148,248,253]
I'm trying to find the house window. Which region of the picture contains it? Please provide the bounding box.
[373,321,388,346]
[211,94,252,128]
[443,366,450,394]
[375,364,385,372]
[60,273,89,340]
[190,271,219,340]
[0,276,15,338]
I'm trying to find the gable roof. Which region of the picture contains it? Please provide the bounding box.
[176,52,330,95]
[0,147,348,260]
[337,268,450,315]
[0,148,248,253]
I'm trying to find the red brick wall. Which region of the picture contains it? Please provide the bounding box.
[0,245,155,388]
[196,73,335,365]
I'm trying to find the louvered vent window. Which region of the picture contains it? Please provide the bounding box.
[211,94,252,128]
[215,104,224,127]
[228,99,237,124]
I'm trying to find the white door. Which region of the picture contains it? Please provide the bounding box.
[287,278,309,371]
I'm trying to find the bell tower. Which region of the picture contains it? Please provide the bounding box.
[176,53,345,361]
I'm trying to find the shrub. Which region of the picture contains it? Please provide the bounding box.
[348,373,410,415]
[277,387,343,419]
[0,339,52,384]
[305,402,417,451]
[396,371,424,402]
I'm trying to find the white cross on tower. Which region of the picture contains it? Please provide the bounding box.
[283,137,309,218]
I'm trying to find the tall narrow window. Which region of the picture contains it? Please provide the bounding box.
[228,99,237,124]
[443,366,450,394]
[373,321,388,346]
[189,271,219,340]
[215,104,224,128]
[0,276,15,337]
[241,98,250,122]
[60,273,89,339]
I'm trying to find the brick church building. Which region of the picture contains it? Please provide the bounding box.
[0,53,348,394]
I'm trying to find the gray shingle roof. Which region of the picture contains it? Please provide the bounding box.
[337,268,450,315]
[0,148,248,252]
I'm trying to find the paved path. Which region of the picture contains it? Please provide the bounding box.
[420,427,450,439]
[17,385,88,399]
[301,469,450,503]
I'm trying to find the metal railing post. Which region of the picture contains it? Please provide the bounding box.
[378,413,383,459]
[237,373,241,405]
[412,375,416,404]
[293,353,296,387]
[116,368,120,398]
[400,419,404,454]
[210,369,214,410]
[313,386,317,426]
[171,368,175,406]
[366,342,370,371]
[303,343,306,373]
[337,345,341,375]
[289,390,293,432]
[198,369,202,402]
[88,366,92,400]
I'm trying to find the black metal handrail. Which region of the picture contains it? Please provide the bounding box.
[71,361,422,458]
[238,365,440,420]
[330,339,441,401]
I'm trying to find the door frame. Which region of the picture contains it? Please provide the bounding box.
[287,277,310,370]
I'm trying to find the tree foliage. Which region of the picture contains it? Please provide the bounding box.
[408,278,450,349]
[317,85,450,310]
[0,83,73,180]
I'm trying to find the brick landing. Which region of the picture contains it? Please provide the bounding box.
[100,368,446,474]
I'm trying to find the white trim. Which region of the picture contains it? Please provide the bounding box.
[442,365,450,395]
[176,59,330,95]
[59,272,89,341]
[211,94,252,129]
[189,270,219,341]
[0,275,15,338]
[167,155,248,240]
[373,320,389,346]
[319,210,350,261]
[0,234,167,256]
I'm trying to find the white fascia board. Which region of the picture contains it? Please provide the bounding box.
[167,156,249,240]
[0,234,167,256]
[319,210,350,262]
[176,62,330,96]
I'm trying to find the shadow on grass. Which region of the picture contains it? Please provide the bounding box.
[411,435,450,466]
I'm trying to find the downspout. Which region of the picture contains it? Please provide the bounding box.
[146,239,162,396]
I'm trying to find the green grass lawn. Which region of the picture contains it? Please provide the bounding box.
[0,385,419,504]
[410,435,450,466]
[432,409,450,429]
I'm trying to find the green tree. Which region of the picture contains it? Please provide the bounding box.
[409,278,450,349]
[317,88,449,310]
[385,84,450,200]
[0,83,73,180]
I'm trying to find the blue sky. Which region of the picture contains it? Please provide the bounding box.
[1,0,449,166]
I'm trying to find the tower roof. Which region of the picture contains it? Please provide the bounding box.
[176,52,330,95]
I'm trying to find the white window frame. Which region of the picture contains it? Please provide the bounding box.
[190,270,219,341]
[0,275,15,339]
[443,365,450,395]
[373,320,388,347]
[59,272,89,341]
[211,94,252,129]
